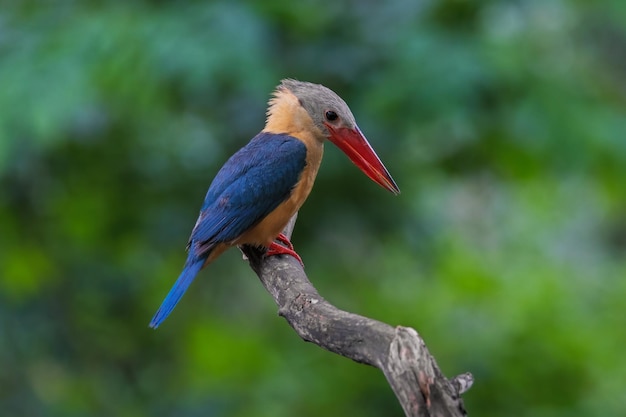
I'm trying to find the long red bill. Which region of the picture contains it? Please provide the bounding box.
[325,124,400,195]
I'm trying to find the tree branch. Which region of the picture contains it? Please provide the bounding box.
[240,215,473,417]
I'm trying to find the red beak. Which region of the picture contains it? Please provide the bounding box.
[325,124,400,195]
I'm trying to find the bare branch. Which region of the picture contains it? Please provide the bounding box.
[240,215,472,417]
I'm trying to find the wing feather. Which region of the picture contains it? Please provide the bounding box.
[189,132,307,256]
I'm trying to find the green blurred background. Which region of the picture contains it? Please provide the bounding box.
[1,0,625,416]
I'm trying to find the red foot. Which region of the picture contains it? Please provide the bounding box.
[276,233,294,250]
[266,233,304,266]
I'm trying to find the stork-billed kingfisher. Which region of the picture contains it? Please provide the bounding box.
[149,79,400,328]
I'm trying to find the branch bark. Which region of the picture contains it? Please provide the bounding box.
[240,215,473,417]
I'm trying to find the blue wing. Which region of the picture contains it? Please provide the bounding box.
[190,132,307,253]
[149,132,307,328]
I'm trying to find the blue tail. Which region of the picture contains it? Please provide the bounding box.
[149,257,205,329]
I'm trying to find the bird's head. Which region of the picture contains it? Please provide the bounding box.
[273,79,400,195]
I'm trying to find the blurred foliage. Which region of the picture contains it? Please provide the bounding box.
[1,0,625,416]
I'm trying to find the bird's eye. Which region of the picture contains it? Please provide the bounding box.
[325,110,339,122]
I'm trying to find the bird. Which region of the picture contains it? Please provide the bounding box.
[149,79,400,328]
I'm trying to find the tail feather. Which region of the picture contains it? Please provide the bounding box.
[149,258,205,329]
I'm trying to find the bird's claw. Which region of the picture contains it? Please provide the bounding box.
[266,233,304,266]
